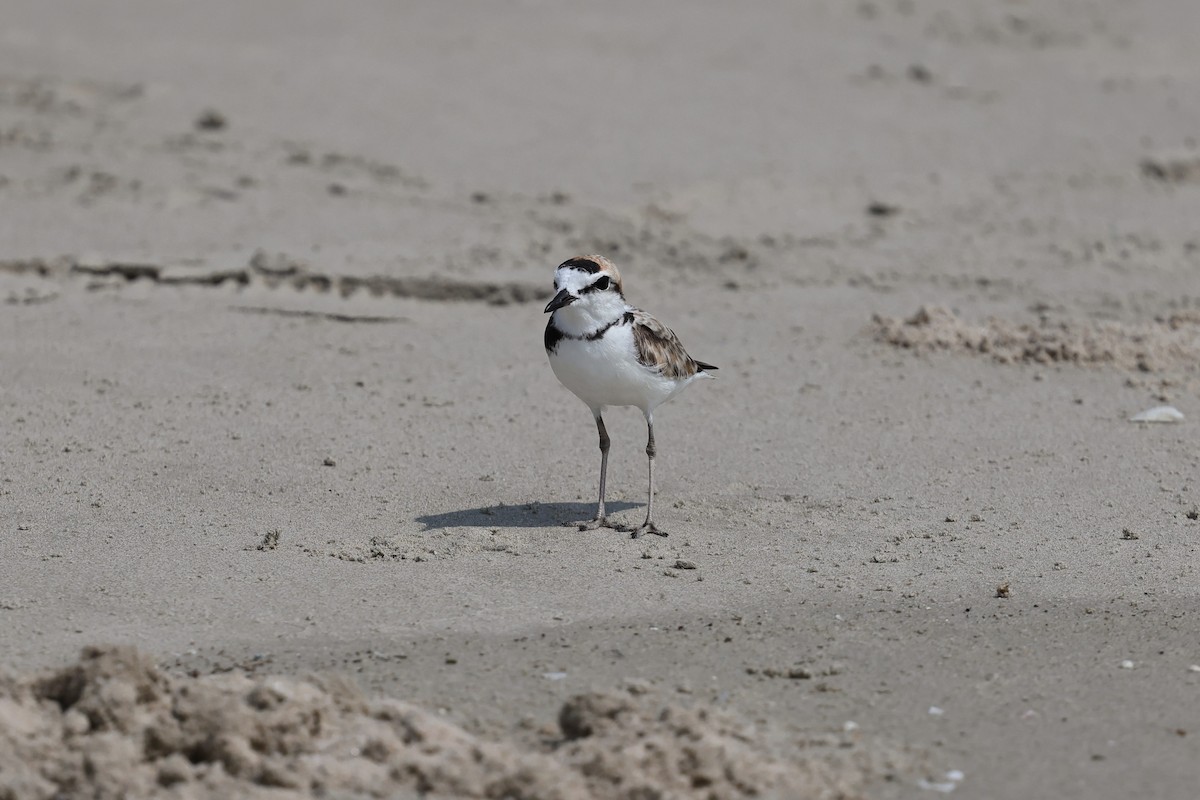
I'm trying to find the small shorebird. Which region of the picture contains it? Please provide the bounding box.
[543,255,716,538]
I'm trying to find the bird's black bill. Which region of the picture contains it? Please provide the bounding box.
[544,288,577,313]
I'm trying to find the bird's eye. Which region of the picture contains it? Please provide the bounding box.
[595,276,610,291]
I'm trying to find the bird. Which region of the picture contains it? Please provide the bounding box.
[543,255,716,538]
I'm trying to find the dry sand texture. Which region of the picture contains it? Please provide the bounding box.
[0,645,899,799]
[2,1,1200,798]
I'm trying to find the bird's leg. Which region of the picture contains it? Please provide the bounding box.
[632,413,667,538]
[578,412,615,531]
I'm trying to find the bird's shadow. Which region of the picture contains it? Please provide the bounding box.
[415,501,640,531]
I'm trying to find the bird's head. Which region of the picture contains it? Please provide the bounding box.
[544,255,626,326]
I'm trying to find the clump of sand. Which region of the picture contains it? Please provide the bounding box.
[0,646,898,800]
[873,305,1200,373]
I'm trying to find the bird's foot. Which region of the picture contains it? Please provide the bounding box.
[628,520,668,539]
[574,516,619,532]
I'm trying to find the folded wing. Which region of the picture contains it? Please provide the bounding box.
[629,310,717,379]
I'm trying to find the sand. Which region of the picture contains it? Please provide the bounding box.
[2,1,1199,798]
[2,645,900,799]
[873,304,1200,373]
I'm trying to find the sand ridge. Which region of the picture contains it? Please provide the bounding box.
[0,646,902,800]
[873,305,1200,374]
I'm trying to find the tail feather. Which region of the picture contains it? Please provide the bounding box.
[694,360,718,373]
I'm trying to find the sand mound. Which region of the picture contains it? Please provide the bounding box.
[0,646,892,800]
[873,305,1200,373]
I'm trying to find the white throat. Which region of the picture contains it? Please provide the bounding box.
[553,296,628,336]
[551,267,630,337]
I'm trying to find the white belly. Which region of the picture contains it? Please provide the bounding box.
[549,325,687,412]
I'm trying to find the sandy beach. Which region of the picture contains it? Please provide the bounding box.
[2,1,1199,797]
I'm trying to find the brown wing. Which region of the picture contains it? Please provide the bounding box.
[629,310,716,379]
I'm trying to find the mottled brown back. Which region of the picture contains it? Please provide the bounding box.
[629,310,716,379]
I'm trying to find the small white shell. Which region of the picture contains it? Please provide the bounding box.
[1130,405,1184,423]
[917,770,964,793]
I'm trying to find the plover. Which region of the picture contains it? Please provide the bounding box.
[544,255,716,538]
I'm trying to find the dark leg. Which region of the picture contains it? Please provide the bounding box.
[631,412,667,538]
[578,412,614,531]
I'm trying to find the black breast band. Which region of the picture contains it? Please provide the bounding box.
[544,312,632,352]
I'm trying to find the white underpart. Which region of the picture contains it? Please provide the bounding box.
[550,323,704,414]
[548,267,707,415]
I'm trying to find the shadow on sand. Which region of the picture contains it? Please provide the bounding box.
[415,501,640,531]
